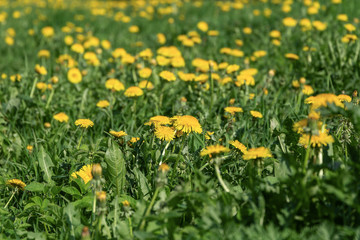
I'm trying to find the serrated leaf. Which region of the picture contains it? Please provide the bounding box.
[25,182,45,192]
[105,141,126,195]
[37,146,54,184]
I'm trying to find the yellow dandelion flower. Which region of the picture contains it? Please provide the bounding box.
[154,126,176,142]
[171,115,202,134]
[53,112,69,123]
[75,119,94,128]
[41,26,54,38]
[124,86,144,97]
[283,17,297,27]
[229,140,247,154]
[67,68,82,84]
[197,21,209,32]
[157,33,166,45]
[105,78,125,91]
[71,164,93,184]
[138,68,152,78]
[138,80,154,90]
[337,94,351,103]
[344,23,356,32]
[205,131,214,140]
[109,130,127,138]
[35,64,47,75]
[26,145,33,154]
[7,179,26,190]
[224,106,243,115]
[305,93,344,109]
[235,75,255,87]
[145,115,171,127]
[129,25,139,33]
[299,130,334,148]
[285,53,299,60]
[178,71,196,82]
[37,49,50,58]
[302,85,314,95]
[36,82,47,92]
[226,64,240,74]
[159,163,170,173]
[243,147,272,160]
[159,71,176,81]
[96,100,110,108]
[200,145,229,157]
[250,110,263,118]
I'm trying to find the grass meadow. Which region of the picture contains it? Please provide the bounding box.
[1,0,360,239]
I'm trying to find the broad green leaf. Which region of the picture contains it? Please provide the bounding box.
[64,203,81,239]
[25,182,45,192]
[105,141,126,195]
[62,186,81,197]
[133,168,150,200]
[37,146,54,184]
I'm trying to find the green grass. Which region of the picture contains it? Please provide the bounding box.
[1,0,360,239]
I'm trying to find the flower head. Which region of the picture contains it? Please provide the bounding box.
[35,64,47,75]
[75,119,94,128]
[67,68,82,84]
[299,129,334,148]
[224,106,243,115]
[7,179,26,190]
[229,140,247,154]
[305,93,344,109]
[124,86,144,97]
[200,145,229,157]
[243,147,272,160]
[250,110,263,118]
[154,126,176,142]
[145,115,171,127]
[53,112,69,123]
[71,164,93,184]
[105,78,125,91]
[159,71,176,81]
[110,130,127,138]
[171,115,202,134]
[96,100,110,108]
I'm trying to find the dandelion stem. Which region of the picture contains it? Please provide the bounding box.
[215,164,230,193]
[199,162,209,171]
[29,77,38,98]
[45,88,55,109]
[303,136,312,173]
[209,68,214,114]
[171,136,186,179]
[4,190,16,209]
[128,217,133,238]
[77,129,85,150]
[139,187,160,230]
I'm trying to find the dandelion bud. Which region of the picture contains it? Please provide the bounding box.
[27,145,33,154]
[158,163,170,173]
[353,90,358,97]
[180,97,187,103]
[300,77,306,84]
[81,226,90,240]
[268,69,275,76]
[44,122,51,128]
[92,163,102,179]
[122,200,130,207]
[96,191,106,203]
[51,76,59,84]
